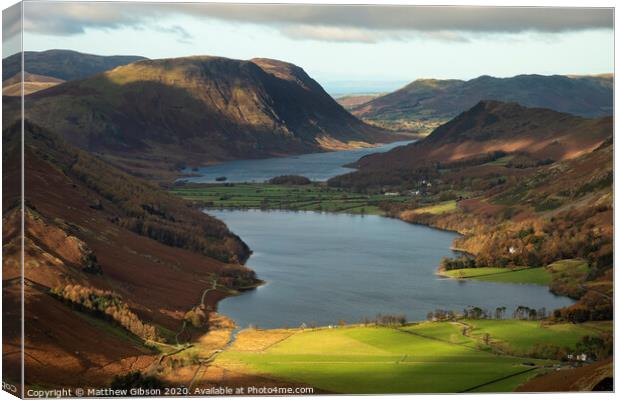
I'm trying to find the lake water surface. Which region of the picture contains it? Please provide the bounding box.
[185,140,414,183]
[210,209,574,329]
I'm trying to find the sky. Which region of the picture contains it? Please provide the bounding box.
[2,2,615,93]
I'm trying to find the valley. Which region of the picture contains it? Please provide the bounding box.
[180,140,414,184]
[158,93,614,393]
[172,183,397,215]
[5,54,403,181]
[2,42,613,395]
[213,319,611,393]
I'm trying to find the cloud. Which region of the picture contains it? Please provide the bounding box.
[183,4,613,33]
[153,25,193,44]
[2,3,22,56]
[16,3,613,44]
[279,25,472,44]
[3,2,21,40]
[281,25,399,43]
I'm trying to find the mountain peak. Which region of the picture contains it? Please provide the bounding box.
[2,49,146,81]
[16,54,395,174]
[354,101,611,171]
[352,73,613,131]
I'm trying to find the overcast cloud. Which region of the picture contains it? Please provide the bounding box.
[6,3,613,45]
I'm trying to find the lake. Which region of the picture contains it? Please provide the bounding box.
[210,209,574,329]
[184,140,414,183]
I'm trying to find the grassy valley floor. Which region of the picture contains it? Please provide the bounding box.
[204,319,610,394]
[440,267,552,285]
[167,182,611,393]
[171,183,414,215]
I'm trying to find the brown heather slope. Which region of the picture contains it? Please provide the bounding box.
[416,142,612,322]
[13,56,397,178]
[2,121,259,388]
[330,102,612,325]
[353,100,612,171]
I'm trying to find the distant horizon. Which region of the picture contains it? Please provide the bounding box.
[3,47,614,96]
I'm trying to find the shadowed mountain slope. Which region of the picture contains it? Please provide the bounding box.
[2,120,259,387]
[15,56,396,176]
[2,49,146,81]
[352,100,612,171]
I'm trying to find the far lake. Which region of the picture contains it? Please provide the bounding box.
[210,209,574,329]
[184,140,414,183]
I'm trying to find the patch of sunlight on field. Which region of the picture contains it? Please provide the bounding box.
[547,259,589,273]
[413,200,457,215]
[267,327,393,356]
[442,267,551,285]
[215,325,544,393]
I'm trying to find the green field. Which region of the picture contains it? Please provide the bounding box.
[401,320,609,355]
[214,322,597,393]
[171,183,413,215]
[400,321,479,347]
[215,321,607,393]
[440,259,591,288]
[462,319,608,354]
[441,267,551,285]
[547,259,590,292]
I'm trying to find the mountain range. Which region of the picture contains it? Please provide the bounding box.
[2,47,613,391]
[351,100,612,171]
[8,55,396,178]
[2,49,146,81]
[347,74,613,133]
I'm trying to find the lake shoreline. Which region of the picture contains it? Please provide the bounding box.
[206,209,573,330]
[202,207,520,330]
[180,140,415,184]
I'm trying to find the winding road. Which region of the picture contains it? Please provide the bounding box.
[174,278,219,346]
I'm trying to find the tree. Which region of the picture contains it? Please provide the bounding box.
[482,333,491,345]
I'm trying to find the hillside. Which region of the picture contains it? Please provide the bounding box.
[329,102,612,325]
[351,101,612,171]
[352,74,613,132]
[2,49,146,81]
[2,71,64,96]
[15,55,396,178]
[336,94,383,108]
[2,120,259,388]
